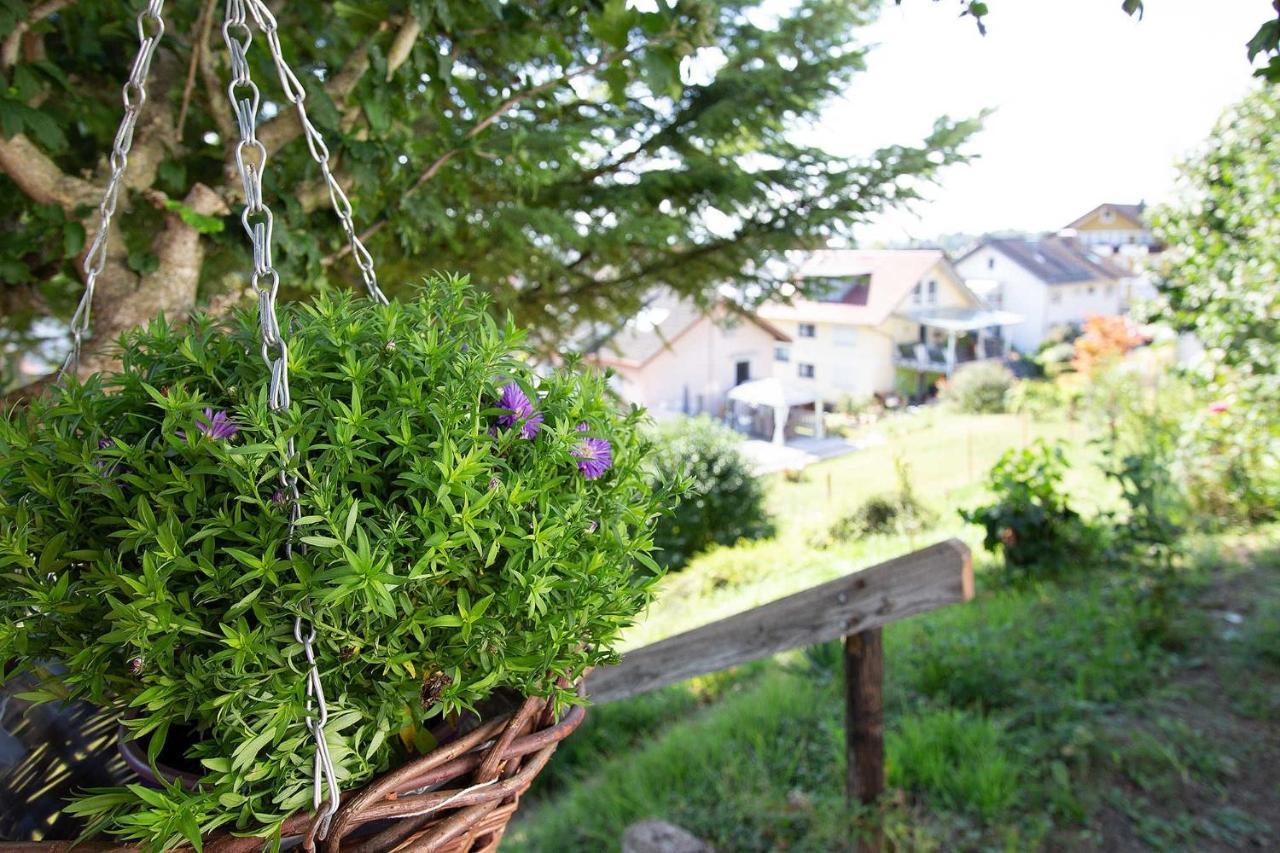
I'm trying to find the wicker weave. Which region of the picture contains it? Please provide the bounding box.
[0,692,585,853]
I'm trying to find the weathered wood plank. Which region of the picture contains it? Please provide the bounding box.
[844,627,885,807]
[587,539,972,704]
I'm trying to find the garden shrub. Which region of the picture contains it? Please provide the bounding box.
[0,278,678,848]
[647,416,774,570]
[813,457,935,547]
[960,441,1100,578]
[942,361,1014,413]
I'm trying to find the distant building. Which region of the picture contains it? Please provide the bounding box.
[580,291,790,420]
[1064,202,1160,275]
[1066,202,1153,248]
[756,249,1021,401]
[954,235,1128,353]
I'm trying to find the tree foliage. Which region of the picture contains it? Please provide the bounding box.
[0,277,678,847]
[0,0,982,388]
[1149,87,1280,521]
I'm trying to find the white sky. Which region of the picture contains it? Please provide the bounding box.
[797,0,1269,244]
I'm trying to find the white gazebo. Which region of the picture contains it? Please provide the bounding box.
[727,377,824,445]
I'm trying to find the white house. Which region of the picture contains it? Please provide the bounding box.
[756,249,1022,402]
[954,236,1127,353]
[580,290,790,420]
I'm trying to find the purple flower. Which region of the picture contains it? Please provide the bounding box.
[572,437,613,480]
[270,489,286,504]
[576,422,590,432]
[195,408,240,441]
[98,437,114,449]
[586,519,599,534]
[496,382,542,440]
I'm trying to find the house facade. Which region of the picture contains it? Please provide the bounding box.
[1066,202,1153,249]
[1064,202,1159,276]
[581,291,790,420]
[756,249,1022,402]
[954,236,1127,353]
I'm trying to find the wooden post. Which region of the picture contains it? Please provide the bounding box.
[845,627,885,852]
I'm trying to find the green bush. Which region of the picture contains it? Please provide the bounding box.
[960,441,1100,578]
[0,279,677,848]
[942,361,1015,413]
[813,457,934,547]
[648,416,774,570]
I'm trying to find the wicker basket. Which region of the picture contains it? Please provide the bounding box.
[0,691,585,853]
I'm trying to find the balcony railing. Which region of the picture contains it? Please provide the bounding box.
[893,339,1005,374]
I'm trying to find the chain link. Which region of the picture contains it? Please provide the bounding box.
[221,0,342,835]
[244,0,387,305]
[59,0,167,377]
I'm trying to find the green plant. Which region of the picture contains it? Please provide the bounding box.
[942,361,1014,414]
[0,278,677,849]
[887,708,1023,821]
[647,416,774,570]
[960,441,1099,578]
[1149,87,1280,523]
[814,457,934,547]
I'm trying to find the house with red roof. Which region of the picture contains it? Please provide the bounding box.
[756,249,1022,402]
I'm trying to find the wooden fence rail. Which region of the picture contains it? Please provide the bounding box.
[585,539,973,850]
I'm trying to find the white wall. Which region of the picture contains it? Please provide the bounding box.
[767,318,893,402]
[610,313,779,419]
[955,246,1046,353]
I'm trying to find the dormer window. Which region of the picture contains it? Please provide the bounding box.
[987,257,995,270]
[1101,209,1115,223]
[926,280,938,304]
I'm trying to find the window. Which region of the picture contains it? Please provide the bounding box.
[774,345,790,362]
[735,360,751,385]
[926,279,938,304]
[1050,291,1062,305]
[798,323,816,338]
[987,257,995,270]
[833,326,857,347]
[797,363,815,378]
[1087,285,1096,296]
[911,283,923,304]
[1101,209,1115,223]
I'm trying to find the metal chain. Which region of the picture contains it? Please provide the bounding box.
[221,0,340,837]
[59,0,167,377]
[243,0,387,305]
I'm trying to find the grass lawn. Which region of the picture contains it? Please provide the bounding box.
[506,408,1280,851]
[510,529,1280,851]
[625,408,1110,649]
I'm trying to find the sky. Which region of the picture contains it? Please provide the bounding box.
[796,0,1269,245]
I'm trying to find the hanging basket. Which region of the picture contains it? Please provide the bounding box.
[0,691,585,853]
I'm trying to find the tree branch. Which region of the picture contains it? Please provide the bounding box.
[177,0,219,141]
[0,133,98,209]
[323,39,663,268]
[1,0,76,69]
[253,23,390,156]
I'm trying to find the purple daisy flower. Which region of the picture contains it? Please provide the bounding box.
[572,437,613,480]
[496,382,542,440]
[195,408,240,441]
